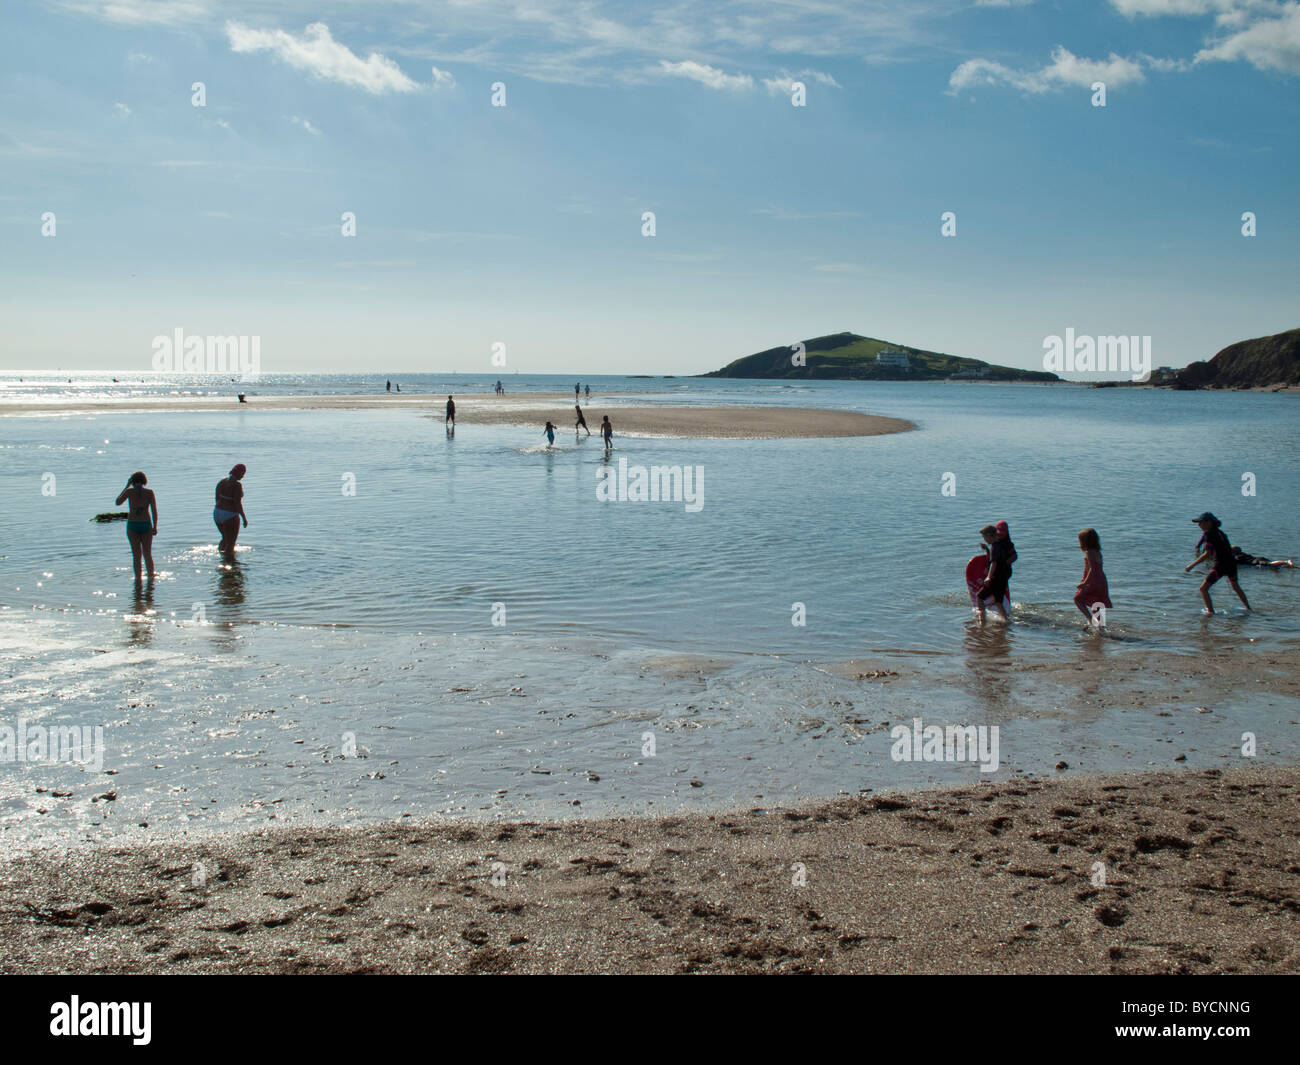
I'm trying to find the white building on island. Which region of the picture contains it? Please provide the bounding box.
[876,349,910,368]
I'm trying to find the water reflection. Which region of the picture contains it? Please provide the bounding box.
[124,578,156,649]
[209,560,248,651]
[962,620,1013,713]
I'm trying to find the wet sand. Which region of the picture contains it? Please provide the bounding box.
[0,392,912,438]
[2,765,1295,974]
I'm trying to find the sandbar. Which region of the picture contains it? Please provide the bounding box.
[0,392,913,439]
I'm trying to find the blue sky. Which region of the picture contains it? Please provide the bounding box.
[2,0,1297,375]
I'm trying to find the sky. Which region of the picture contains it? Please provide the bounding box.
[2,0,1297,376]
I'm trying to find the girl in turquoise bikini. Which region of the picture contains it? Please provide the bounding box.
[115,471,157,580]
[214,463,248,555]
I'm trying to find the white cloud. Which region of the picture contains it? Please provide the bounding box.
[430,65,456,90]
[112,101,131,117]
[1196,3,1300,73]
[1108,0,1300,75]
[658,60,753,90]
[289,115,320,135]
[226,21,418,94]
[1043,46,1148,86]
[950,46,1148,93]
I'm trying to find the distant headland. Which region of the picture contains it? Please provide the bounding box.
[702,332,1059,382]
[1162,327,1300,391]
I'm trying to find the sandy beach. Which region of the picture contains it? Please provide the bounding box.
[0,392,913,438]
[2,765,1295,974]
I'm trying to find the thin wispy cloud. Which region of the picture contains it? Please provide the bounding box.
[753,207,862,221]
[647,251,726,262]
[58,0,209,25]
[763,69,842,94]
[430,65,456,90]
[226,21,419,94]
[658,60,753,91]
[334,259,417,268]
[1110,0,1244,16]
[288,114,320,135]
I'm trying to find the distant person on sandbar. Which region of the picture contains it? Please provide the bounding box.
[575,382,581,399]
[1186,512,1251,613]
[1232,546,1294,569]
[445,395,455,428]
[1073,527,1112,627]
[395,383,400,392]
[386,380,391,392]
[600,415,613,451]
[115,471,157,580]
[575,403,590,436]
[214,464,248,555]
[544,421,557,447]
[976,521,1016,623]
[585,384,590,399]
[495,380,503,395]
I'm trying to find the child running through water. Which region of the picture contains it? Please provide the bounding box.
[600,415,613,451]
[1186,512,1251,613]
[543,421,556,447]
[1073,527,1112,627]
[115,471,157,580]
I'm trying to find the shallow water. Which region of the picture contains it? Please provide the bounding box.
[2,375,1298,849]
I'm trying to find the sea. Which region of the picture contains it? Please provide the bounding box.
[2,371,1297,852]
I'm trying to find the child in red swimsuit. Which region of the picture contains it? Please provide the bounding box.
[1073,527,1111,627]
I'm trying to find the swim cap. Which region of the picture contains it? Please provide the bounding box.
[230,463,247,477]
[995,520,1009,535]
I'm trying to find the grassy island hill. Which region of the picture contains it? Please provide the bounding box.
[702,332,1059,382]
[1171,328,1300,390]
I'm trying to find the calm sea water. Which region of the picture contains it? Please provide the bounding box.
[2,374,1297,847]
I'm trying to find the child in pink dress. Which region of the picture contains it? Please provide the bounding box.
[1073,527,1112,627]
